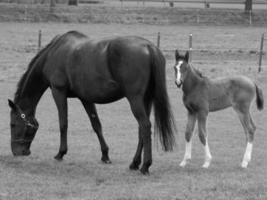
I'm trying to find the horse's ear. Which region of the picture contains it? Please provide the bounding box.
[8,99,17,111]
[175,50,180,61]
[185,51,189,62]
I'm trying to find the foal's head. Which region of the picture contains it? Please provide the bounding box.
[174,50,190,88]
[8,100,39,156]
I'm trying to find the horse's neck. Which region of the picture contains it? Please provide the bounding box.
[182,67,202,95]
[14,67,48,116]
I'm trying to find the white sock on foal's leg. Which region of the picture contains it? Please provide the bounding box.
[241,142,253,168]
[202,139,212,168]
[180,140,192,167]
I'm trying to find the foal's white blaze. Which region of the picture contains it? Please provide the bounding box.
[179,140,192,167]
[175,61,183,86]
[241,142,253,168]
[202,138,212,168]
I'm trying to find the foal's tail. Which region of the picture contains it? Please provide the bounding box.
[148,45,176,151]
[255,84,264,111]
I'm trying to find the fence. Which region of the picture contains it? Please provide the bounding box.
[35,30,265,72]
[155,31,264,72]
[119,0,267,6]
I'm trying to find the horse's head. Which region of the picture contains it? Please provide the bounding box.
[174,50,190,88]
[8,99,39,156]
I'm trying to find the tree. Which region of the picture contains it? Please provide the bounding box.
[245,0,252,12]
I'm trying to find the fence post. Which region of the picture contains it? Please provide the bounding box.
[157,32,160,48]
[24,5,27,22]
[189,33,193,62]
[258,33,264,73]
[38,30,42,52]
[249,10,252,25]
[50,0,56,12]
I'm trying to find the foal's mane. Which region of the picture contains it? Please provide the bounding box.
[190,64,204,79]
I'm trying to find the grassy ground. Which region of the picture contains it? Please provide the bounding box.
[0,23,267,199]
[0,3,267,25]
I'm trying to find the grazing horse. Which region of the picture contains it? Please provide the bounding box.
[174,50,264,168]
[8,31,176,175]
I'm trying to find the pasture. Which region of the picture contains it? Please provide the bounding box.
[0,22,267,199]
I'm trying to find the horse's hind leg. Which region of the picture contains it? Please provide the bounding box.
[51,88,68,160]
[128,96,152,175]
[180,113,196,167]
[197,111,212,168]
[81,101,111,164]
[235,106,256,168]
[129,97,152,170]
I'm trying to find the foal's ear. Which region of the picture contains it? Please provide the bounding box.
[8,99,17,111]
[185,51,189,62]
[175,50,180,61]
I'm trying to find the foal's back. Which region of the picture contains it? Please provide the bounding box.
[207,75,256,112]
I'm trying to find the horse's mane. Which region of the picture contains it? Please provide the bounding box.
[14,31,88,103]
[14,34,61,102]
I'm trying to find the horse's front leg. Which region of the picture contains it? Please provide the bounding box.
[51,88,68,160]
[81,101,111,164]
[197,111,212,168]
[180,113,196,167]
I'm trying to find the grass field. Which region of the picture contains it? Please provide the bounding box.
[0,22,267,200]
[1,3,267,25]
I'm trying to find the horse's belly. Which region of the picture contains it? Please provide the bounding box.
[71,79,124,104]
[92,90,124,104]
[209,96,231,112]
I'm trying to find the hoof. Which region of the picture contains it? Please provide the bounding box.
[101,158,112,164]
[140,167,150,175]
[202,162,210,169]
[241,161,248,168]
[54,153,64,161]
[179,160,187,168]
[129,162,139,170]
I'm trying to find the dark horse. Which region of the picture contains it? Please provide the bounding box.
[174,50,264,168]
[8,31,176,174]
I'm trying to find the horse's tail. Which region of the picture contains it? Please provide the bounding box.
[255,84,264,111]
[147,45,176,151]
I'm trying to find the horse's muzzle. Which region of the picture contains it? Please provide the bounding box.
[12,149,31,156]
[11,141,31,156]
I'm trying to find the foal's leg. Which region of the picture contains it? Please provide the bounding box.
[129,99,152,170]
[81,101,111,164]
[180,113,196,167]
[235,107,256,168]
[51,88,68,160]
[197,111,212,168]
[128,96,152,175]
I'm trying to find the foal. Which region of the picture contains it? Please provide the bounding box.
[174,50,264,168]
